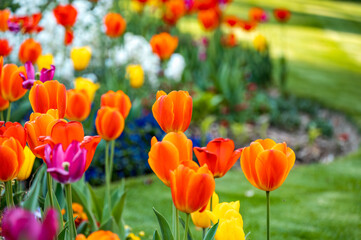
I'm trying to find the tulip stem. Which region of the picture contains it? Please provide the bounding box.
[65,184,76,240]
[47,172,55,208]
[0,111,4,121]
[105,141,111,210]
[172,204,176,235]
[109,140,115,178]
[6,102,11,122]
[266,191,270,240]
[5,181,14,207]
[184,213,190,240]
[176,208,180,240]
[202,228,206,240]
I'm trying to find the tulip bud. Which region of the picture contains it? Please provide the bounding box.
[70,46,92,71]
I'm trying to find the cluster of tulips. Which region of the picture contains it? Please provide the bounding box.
[0,55,135,239]
[148,90,295,240]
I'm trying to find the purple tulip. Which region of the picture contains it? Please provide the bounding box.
[20,61,56,89]
[44,141,87,184]
[1,208,58,240]
[7,21,20,33]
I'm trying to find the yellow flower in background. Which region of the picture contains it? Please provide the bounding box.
[253,34,267,52]
[36,54,54,70]
[128,233,141,240]
[74,77,100,101]
[126,64,144,88]
[139,231,145,237]
[191,192,219,228]
[130,0,144,13]
[71,46,92,71]
[17,146,36,181]
[215,218,245,240]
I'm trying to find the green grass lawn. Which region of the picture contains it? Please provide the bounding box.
[109,0,361,239]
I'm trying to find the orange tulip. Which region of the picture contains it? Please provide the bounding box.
[103,13,126,38]
[274,8,291,23]
[0,9,11,32]
[162,0,186,26]
[241,138,295,191]
[152,90,192,133]
[0,59,27,102]
[53,4,78,28]
[223,15,239,27]
[221,33,237,48]
[24,109,59,158]
[150,32,178,60]
[65,89,91,121]
[0,39,12,57]
[95,107,125,141]
[194,138,242,178]
[170,164,215,213]
[100,90,131,119]
[238,19,257,32]
[0,94,9,111]
[76,231,120,240]
[0,136,25,182]
[37,120,101,170]
[0,122,26,148]
[148,132,194,186]
[18,38,42,64]
[29,80,67,118]
[198,8,220,31]
[249,7,268,22]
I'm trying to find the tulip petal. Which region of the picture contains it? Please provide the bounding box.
[163,132,192,161]
[152,95,174,133]
[255,138,276,150]
[241,142,264,189]
[255,149,289,191]
[0,146,18,181]
[148,141,180,186]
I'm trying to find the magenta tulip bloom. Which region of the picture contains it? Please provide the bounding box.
[44,141,87,184]
[1,208,58,240]
[20,61,55,89]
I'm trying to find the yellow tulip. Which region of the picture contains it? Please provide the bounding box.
[74,77,100,101]
[130,0,144,13]
[36,54,54,70]
[128,233,141,240]
[70,46,92,71]
[17,146,36,181]
[126,64,144,88]
[215,218,245,240]
[207,201,243,226]
[253,34,267,52]
[191,192,219,228]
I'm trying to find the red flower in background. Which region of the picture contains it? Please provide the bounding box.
[64,29,74,45]
[53,4,78,28]
[198,8,221,31]
[0,39,12,57]
[249,7,268,22]
[103,13,126,38]
[223,15,239,27]
[162,0,186,26]
[221,33,237,47]
[8,13,43,34]
[194,0,218,10]
[274,8,291,23]
[238,19,257,32]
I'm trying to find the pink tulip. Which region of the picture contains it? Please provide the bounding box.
[44,141,87,184]
[1,208,58,240]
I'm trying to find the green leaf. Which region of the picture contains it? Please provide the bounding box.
[87,183,103,220]
[22,164,46,211]
[57,226,68,240]
[111,189,126,225]
[153,208,174,240]
[203,222,219,240]
[44,190,64,233]
[99,216,122,237]
[153,230,161,240]
[72,183,99,231]
[179,217,193,240]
